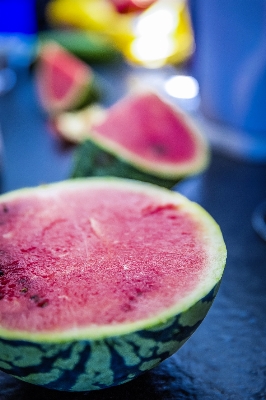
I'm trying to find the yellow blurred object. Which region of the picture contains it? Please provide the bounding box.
[123,0,194,67]
[47,0,129,33]
[46,0,117,33]
[47,0,135,46]
[46,0,194,67]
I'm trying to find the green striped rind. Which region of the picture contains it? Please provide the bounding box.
[71,140,181,189]
[38,30,121,63]
[0,283,220,392]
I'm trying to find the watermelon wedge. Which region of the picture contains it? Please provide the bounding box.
[35,41,99,114]
[0,178,226,391]
[69,91,209,188]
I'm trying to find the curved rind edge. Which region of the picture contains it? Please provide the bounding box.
[0,282,220,391]
[71,140,180,188]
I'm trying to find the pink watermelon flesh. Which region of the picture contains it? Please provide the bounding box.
[0,184,207,333]
[50,47,89,99]
[91,92,200,165]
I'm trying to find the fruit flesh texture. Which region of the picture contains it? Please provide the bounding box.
[0,186,206,333]
[91,93,198,164]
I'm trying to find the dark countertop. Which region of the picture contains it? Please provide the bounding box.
[0,62,266,400]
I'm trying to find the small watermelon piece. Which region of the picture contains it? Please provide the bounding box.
[71,91,210,188]
[0,178,226,391]
[35,41,100,114]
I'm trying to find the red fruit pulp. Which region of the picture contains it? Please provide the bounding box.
[0,184,206,333]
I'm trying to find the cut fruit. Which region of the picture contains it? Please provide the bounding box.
[0,177,226,391]
[70,91,209,188]
[35,41,99,114]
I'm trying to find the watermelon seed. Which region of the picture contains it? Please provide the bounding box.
[18,277,30,294]
[151,144,166,155]
[0,270,4,276]
[2,204,8,213]
[30,294,40,303]
[30,294,49,308]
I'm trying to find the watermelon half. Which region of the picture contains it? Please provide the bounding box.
[0,178,226,391]
[70,91,210,188]
[35,41,99,115]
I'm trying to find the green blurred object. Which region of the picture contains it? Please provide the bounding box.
[71,139,179,189]
[38,29,121,63]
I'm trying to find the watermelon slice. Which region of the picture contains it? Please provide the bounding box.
[69,91,209,188]
[0,178,226,391]
[35,41,99,114]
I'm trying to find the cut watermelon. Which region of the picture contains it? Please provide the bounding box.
[70,91,209,188]
[0,178,226,391]
[35,41,99,114]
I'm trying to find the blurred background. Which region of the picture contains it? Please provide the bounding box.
[1,0,266,160]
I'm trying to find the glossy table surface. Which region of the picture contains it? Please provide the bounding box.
[0,61,266,400]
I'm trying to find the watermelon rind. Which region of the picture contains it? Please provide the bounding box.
[0,178,226,391]
[71,139,180,189]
